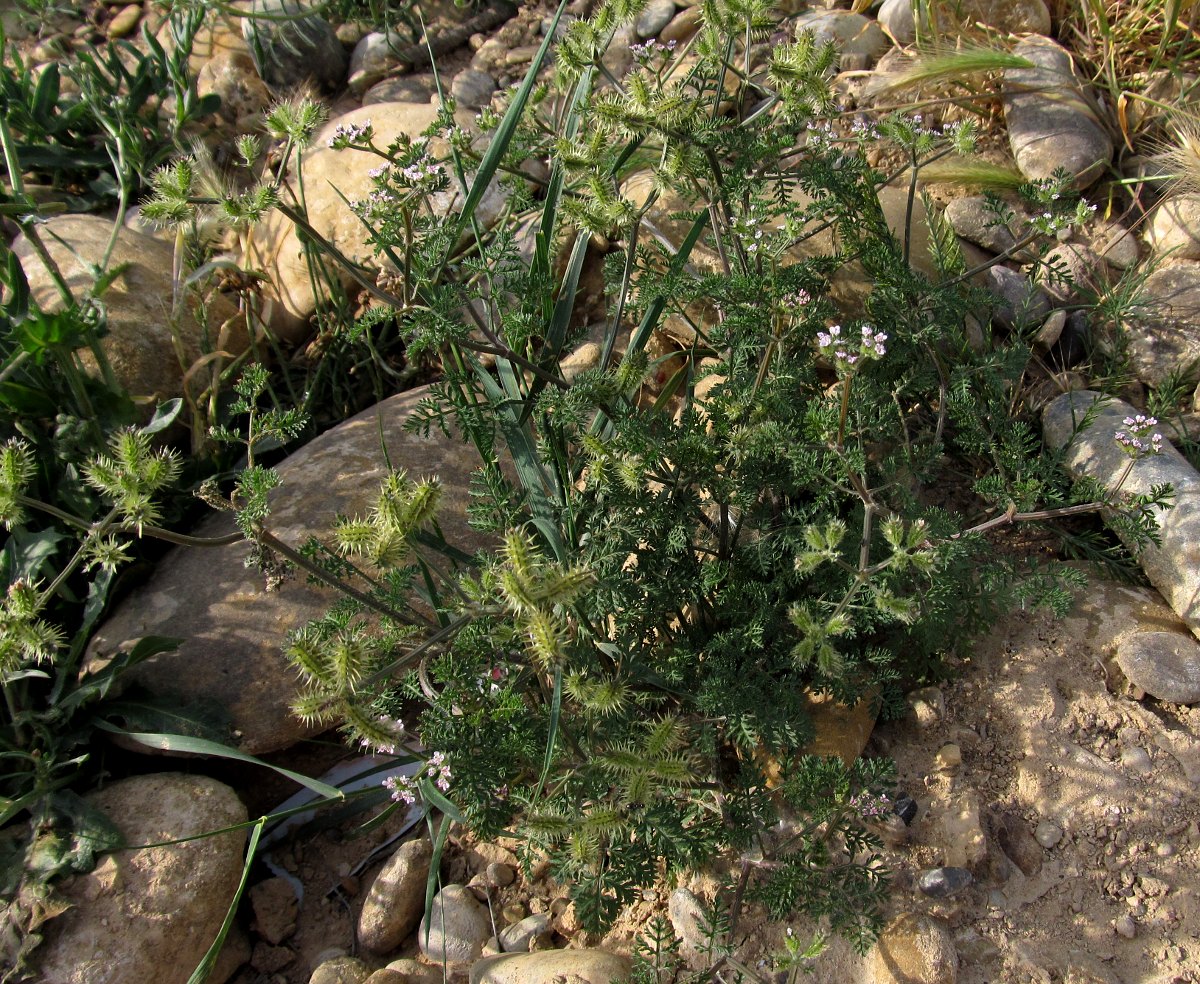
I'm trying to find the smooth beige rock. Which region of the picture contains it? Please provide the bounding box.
[246,103,508,340]
[419,884,492,964]
[1150,193,1200,260]
[470,949,632,984]
[869,913,957,984]
[36,774,247,984]
[86,385,495,754]
[359,837,433,954]
[12,214,241,404]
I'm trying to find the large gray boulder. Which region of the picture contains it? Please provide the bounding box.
[1044,391,1200,641]
[36,774,247,984]
[12,214,241,404]
[87,385,492,754]
[1003,36,1112,190]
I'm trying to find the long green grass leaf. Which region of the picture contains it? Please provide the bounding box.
[187,817,265,984]
[445,0,569,255]
[92,723,343,800]
[535,666,562,801]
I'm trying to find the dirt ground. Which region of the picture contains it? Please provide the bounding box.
[232,576,1200,984]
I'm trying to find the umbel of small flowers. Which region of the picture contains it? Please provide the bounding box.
[383,751,453,805]
[1114,415,1164,458]
[816,323,888,375]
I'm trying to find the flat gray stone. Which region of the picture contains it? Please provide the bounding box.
[347,31,405,95]
[1117,631,1200,703]
[497,912,549,952]
[1044,391,1200,640]
[87,386,494,754]
[985,265,1051,329]
[450,68,497,109]
[1003,36,1112,189]
[944,196,1028,256]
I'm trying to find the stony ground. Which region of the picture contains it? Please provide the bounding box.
[230,577,1200,984]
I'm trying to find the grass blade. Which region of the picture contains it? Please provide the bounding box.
[187,816,265,984]
[93,723,343,800]
[445,0,570,256]
[534,665,562,801]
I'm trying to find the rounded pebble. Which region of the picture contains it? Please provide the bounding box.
[1035,820,1063,848]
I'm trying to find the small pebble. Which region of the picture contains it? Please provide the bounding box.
[935,743,962,772]
[1034,820,1063,848]
[1120,745,1152,774]
[106,3,141,38]
[1156,842,1175,857]
[917,867,973,899]
[1114,914,1137,939]
[486,862,515,887]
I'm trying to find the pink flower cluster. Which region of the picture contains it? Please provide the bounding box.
[816,323,887,371]
[1115,414,1164,458]
[848,790,891,819]
[328,120,374,149]
[630,39,676,59]
[382,751,453,805]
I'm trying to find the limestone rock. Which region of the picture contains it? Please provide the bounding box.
[11,214,241,404]
[419,884,492,964]
[869,913,957,984]
[250,877,298,945]
[660,7,702,44]
[1122,261,1200,386]
[106,4,141,39]
[1044,391,1200,640]
[879,0,1050,46]
[36,774,247,984]
[1116,631,1200,704]
[470,949,632,984]
[246,102,507,339]
[1003,36,1112,190]
[635,0,677,38]
[359,838,433,954]
[668,888,710,968]
[498,912,550,952]
[1150,193,1200,260]
[197,50,272,128]
[86,385,493,754]
[451,68,497,109]
[347,31,406,96]
[310,956,372,984]
[939,790,987,869]
[244,0,347,90]
[794,10,888,61]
